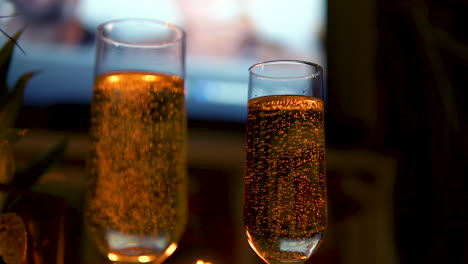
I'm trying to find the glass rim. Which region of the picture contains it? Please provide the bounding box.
[248,60,323,80]
[96,18,186,48]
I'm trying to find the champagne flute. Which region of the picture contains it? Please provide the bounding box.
[244,60,327,264]
[85,19,187,264]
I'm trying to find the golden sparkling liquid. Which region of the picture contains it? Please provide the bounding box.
[244,95,327,264]
[86,71,187,263]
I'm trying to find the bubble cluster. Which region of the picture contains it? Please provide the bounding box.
[244,95,327,263]
[85,71,187,259]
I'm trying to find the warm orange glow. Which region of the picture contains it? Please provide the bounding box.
[143,75,157,81]
[108,253,119,261]
[164,243,178,257]
[196,260,212,264]
[138,255,152,263]
[108,75,120,83]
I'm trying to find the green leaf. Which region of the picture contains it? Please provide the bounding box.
[0,141,15,211]
[0,141,14,184]
[10,138,68,189]
[0,30,24,98]
[0,72,35,130]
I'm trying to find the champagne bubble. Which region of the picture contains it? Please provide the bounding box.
[86,71,187,262]
[245,95,327,263]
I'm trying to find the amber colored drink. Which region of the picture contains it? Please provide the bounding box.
[86,71,187,263]
[244,95,327,264]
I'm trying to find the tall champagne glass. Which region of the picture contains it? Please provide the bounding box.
[85,19,187,264]
[244,60,327,264]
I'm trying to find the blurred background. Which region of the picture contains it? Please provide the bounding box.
[0,0,466,263]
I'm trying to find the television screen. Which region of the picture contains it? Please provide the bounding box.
[1,0,326,122]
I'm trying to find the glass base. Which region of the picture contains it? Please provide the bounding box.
[247,231,324,264]
[107,253,157,263]
[105,242,178,264]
